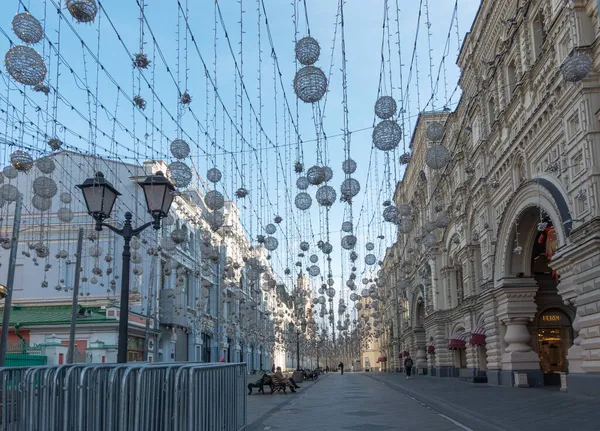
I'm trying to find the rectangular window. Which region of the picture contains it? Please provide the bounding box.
[532,12,546,60]
[571,151,584,177]
[507,61,517,96]
[567,112,580,139]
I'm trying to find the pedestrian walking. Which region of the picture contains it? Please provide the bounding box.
[271,363,275,373]
[339,361,344,375]
[404,355,413,379]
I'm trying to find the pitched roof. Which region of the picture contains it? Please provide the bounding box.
[0,305,111,327]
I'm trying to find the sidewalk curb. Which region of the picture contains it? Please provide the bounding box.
[245,374,329,430]
[363,373,509,431]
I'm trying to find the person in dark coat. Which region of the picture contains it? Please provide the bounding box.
[338,362,344,375]
[404,355,413,379]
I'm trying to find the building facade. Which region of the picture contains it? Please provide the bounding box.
[0,151,292,369]
[381,0,600,396]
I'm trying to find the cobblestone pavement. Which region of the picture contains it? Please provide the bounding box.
[247,372,600,431]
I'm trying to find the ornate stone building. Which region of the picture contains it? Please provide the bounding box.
[380,0,600,395]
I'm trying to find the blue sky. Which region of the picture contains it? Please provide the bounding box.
[0,1,480,303]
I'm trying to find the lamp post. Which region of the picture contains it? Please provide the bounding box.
[77,171,175,363]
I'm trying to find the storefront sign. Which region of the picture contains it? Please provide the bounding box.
[538,310,569,327]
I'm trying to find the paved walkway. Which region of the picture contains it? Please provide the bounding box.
[247,372,600,431]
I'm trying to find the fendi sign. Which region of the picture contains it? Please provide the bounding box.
[538,311,570,327]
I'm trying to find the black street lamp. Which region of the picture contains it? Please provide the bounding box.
[78,171,175,363]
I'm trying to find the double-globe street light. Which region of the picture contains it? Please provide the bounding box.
[77,171,175,363]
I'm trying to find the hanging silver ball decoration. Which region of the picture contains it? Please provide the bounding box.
[342,159,357,174]
[309,265,320,277]
[342,221,353,232]
[48,138,62,151]
[89,245,102,257]
[35,243,50,258]
[0,184,19,202]
[310,254,318,263]
[327,287,336,298]
[57,207,74,223]
[322,166,333,182]
[316,185,336,207]
[10,150,34,172]
[36,157,55,174]
[205,190,225,211]
[560,52,593,83]
[372,120,402,151]
[5,46,46,86]
[171,228,187,244]
[33,176,58,198]
[206,210,224,231]
[59,192,72,204]
[167,161,192,188]
[265,236,279,251]
[340,178,360,201]
[382,206,398,223]
[435,211,450,229]
[295,192,312,210]
[4,166,18,180]
[321,242,333,254]
[307,166,325,185]
[170,139,190,160]
[12,13,44,45]
[425,145,451,170]
[399,152,412,165]
[398,204,411,217]
[425,121,445,141]
[32,195,52,211]
[341,235,357,250]
[296,176,309,190]
[294,66,327,103]
[265,223,276,235]
[423,233,437,248]
[398,216,413,234]
[365,242,375,251]
[207,167,222,183]
[131,252,143,265]
[374,96,397,120]
[295,36,321,65]
[365,254,376,265]
[66,0,98,23]
[300,241,310,252]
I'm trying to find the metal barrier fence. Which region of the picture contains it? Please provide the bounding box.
[0,362,247,431]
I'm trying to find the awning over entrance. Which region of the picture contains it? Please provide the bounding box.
[470,325,486,346]
[448,332,468,350]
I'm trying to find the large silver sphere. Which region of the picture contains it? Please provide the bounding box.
[423,233,437,248]
[5,46,46,86]
[296,176,309,190]
[365,254,376,265]
[10,150,34,172]
[309,265,320,277]
[342,221,353,232]
[365,242,374,251]
[372,120,402,151]
[60,192,72,204]
[300,241,310,251]
[398,203,411,217]
[265,223,276,235]
[398,216,413,234]
[36,157,55,174]
[57,207,74,223]
[425,121,445,141]
[207,167,222,183]
[295,37,321,65]
[342,159,357,174]
[435,211,450,229]
[341,234,357,250]
[171,228,187,244]
[316,185,336,207]
[295,192,312,210]
[382,206,398,223]
[322,166,333,182]
[205,210,224,231]
[560,52,593,83]
[33,176,58,198]
[265,236,279,251]
[294,66,327,103]
[32,195,52,211]
[66,0,98,23]
[306,165,325,185]
[425,145,451,170]
[321,242,333,254]
[170,139,190,159]
[3,166,18,179]
[167,161,192,188]
[0,184,19,202]
[340,178,360,201]
[205,190,225,211]
[12,13,44,44]
[374,96,397,120]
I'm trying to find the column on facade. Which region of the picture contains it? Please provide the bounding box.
[432,323,452,377]
[481,290,501,372]
[413,328,427,373]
